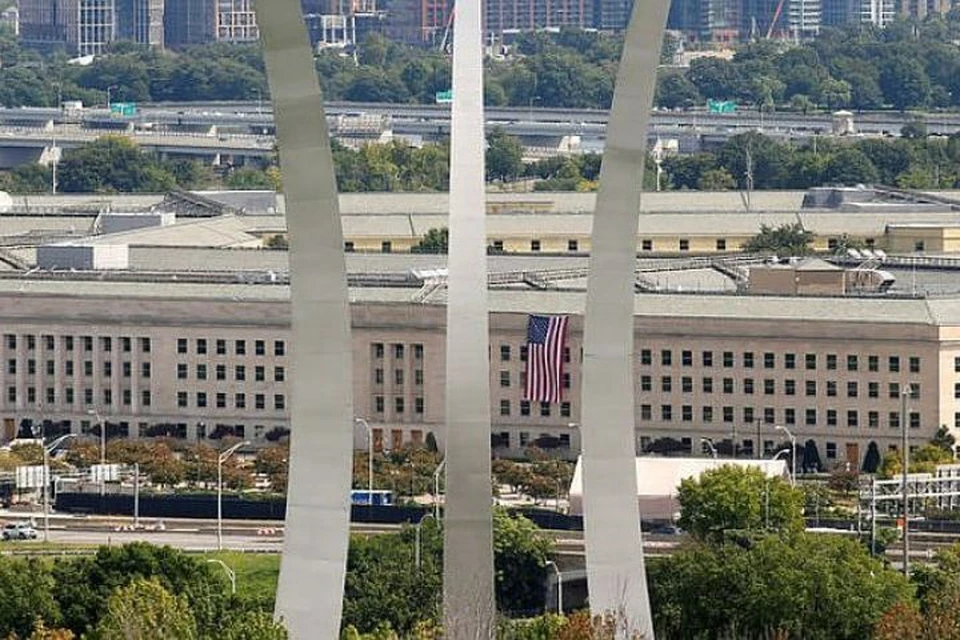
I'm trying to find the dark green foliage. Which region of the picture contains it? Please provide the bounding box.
[412,227,448,254]
[648,534,912,640]
[743,223,814,257]
[56,136,176,193]
[0,557,62,638]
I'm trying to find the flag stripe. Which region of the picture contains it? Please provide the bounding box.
[524,315,569,404]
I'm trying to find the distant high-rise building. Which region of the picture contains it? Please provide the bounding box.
[20,0,115,55]
[117,0,165,47]
[0,5,20,35]
[785,0,819,39]
[164,0,215,47]
[302,0,383,49]
[820,0,857,26]
[666,0,739,42]
[383,0,450,46]
[484,0,594,36]
[215,0,257,41]
[860,0,895,26]
[593,0,633,29]
[898,0,953,18]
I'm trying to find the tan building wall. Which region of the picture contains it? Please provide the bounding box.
[0,287,954,469]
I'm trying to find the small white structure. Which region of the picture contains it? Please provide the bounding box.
[568,456,790,520]
[0,191,12,213]
[832,110,856,136]
[37,244,129,270]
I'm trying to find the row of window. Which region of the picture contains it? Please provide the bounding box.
[638,404,921,428]
[639,436,887,461]
[642,376,920,399]
[371,343,424,360]
[640,349,921,373]
[373,368,423,386]
[178,363,285,383]
[372,396,425,414]
[177,338,285,357]
[499,370,572,390]
[7,386,151,407]
[499,399,573,418]
[6,360,152,378]
[4,335,152,353]
[177,391,286,411]
[498,345,573,363]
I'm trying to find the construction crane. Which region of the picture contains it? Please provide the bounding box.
[765,0,788,39]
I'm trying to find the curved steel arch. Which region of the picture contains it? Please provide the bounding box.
[442,0,497,636]
[255,2,354,638]
[579,1,670,637]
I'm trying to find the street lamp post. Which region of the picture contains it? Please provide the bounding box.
[545,560,563,615]
[414,513,437,572]
[42,434,77,543]
[701,437,718,459]
[901,385,913,576]
[206,558,237,595]
[775,425,797,486]
[432,458,445,521]
[217,441,250,551]
[86,409,105,496]
[106,85,118,111]
[354,417,374,503]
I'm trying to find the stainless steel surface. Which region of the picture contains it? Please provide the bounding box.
[442,0,496,636]
[579,1,670,636]
[256,1,354,637]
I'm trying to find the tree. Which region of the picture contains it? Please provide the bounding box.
[931,425,956,453]
[879,55,930,111]
[493,510,554,615]
[696,168,736,191]
[93,577,197,640]
[862,441,882,474]
[648,534,912,640]
[802,439,823,472]
[655,70,701,110]
[822,148,879,185]
[0,558,61,638]
[486,128,525,182]
[219,611,288,640]
[677,465,804,544]
[411,227,448,254]
[901,119,928,140]
[56,137,175,193]
[743,223,813,257]
[879,444,952,478]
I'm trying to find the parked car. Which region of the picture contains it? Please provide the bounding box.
[2,522,38,540]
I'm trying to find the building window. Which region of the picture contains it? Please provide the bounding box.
[826,442,837,459]
[140,337,151,353]
[177,392,188,407]
[382,241,392,253]
[141,390,151,407]
[236,340,247,356]
[889,412,900,429]
[889,356,900,372]
[640,375,652,392]
[743,352,754,368]
[500,400,511,416]
[235,393,246,409]
[661,350,672,366]
[805,409,817,426]
[869,355,879,372]
[661,376,672,393]
[743,407,754,423]
[255,366,265,382]
[744,378,754,395]
[500,345,511,361]
[520,346,528,362]
[395,369,404,386]
[723,351,734,368]
[256,394,266,410]
[868,382,879,398]
[909,412,920,429]
[275,340,286,356]
[177,338,188,354]
[375,396,384,413]
[197,338,207,355]
[344,241,355,252]
[500,371,510,388]
[805,380,816,396]
[216,339,227,355]
[560,402,571,418]
[869,411,879,428]
[805,354,816,370]
[764,352,775,369]
[784,408,795,425]
[662,405,673,421]
[847,355,858,371]
[716,239,726,251]
[641,239,652,251]
[562,372,571,389]
[702,406,713,423]
[890,382,901,399]
[520,401,531,416]
[722,378,734,394]
[540,402,551,417]
[5,360,13,375]
[847,381,858,398]
[764,379,775,395]
[826,381,837,397]
[415,369,424,386]
[394,344,404,360]
[682,350,693,367]
[235,365,246,381]
[763,407,775,424]
[847,410,859,428]
[275,366,285,382]
[702,351,713,367]
[393,397,404,414]
[177,363,188,380]
[217,393,227,409]
[216,365,226,381]
[197,392,207,408]
[84,361,93,376]
[785,353,796,370]
[640,349,652,366]
[568,239,579,251]
[679,239,690,251]
[122,362,131,378]
[909,356,920,373]
[373,343,384,359]
[702,377,713,394]
[826,354,837,370]
[682,376,693,393]
[414,397,424,414]
[65,361,74,376]
[723,406,734,423]
[785,380,796,396]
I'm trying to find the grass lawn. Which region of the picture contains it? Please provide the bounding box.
[201,551,280,603]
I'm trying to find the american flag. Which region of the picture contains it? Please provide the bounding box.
[523,314,569,404]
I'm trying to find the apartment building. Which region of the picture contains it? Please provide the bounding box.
[1,276,959,471]
[20,0,116,55]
